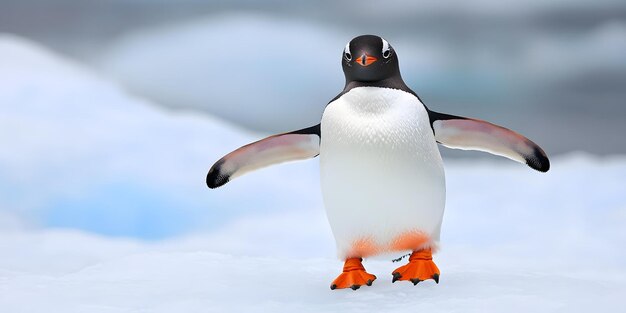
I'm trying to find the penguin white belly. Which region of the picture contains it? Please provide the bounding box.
[320,87,445,259]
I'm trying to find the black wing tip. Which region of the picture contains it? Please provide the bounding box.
[206,170,229,189]
[206,161,230,189]
[526,147,550,173]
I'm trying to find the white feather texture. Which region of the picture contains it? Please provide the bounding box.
[320,87,445,259]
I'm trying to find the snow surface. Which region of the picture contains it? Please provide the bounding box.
[1,35,625,312]
[1,157,625,313]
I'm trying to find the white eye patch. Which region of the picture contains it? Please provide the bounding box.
[344,42,352,60]
[381,38,391,58]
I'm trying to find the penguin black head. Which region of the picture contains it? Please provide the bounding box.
[342,35,401,83]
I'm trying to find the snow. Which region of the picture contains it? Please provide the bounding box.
[1,165,625,313]
[0,34,322,239]
[0,35,625,312]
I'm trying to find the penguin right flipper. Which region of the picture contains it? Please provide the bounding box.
[206,124,320,189]
[428,110,550,172]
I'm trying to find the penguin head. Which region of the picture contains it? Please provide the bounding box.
[342,35,400,83]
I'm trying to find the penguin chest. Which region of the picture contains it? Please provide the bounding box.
[320,87,445,258]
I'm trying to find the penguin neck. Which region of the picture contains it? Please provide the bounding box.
[344,76,411,93]
[328,75,418,103]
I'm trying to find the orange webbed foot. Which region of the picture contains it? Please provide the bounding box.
[330,258,377,290]
[391,248,440,285]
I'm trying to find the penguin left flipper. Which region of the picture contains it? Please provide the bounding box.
[428,110,550,172]
[206,124,320,189]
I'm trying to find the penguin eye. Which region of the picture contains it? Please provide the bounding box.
[344,43,352,61]
[381,38,391,59]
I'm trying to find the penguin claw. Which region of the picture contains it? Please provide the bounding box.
[433,273,440,284]
[410,278,421,285]
[392,272,402,283]
[331,272,375,290]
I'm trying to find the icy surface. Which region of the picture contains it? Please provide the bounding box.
[0,35,625,312]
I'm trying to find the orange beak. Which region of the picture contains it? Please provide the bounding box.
[355,53,377,66]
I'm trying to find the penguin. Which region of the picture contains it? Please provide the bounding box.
[206,35,549,290]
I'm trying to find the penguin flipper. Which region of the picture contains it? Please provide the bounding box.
[428,110,550,172]
[206,124,320,189]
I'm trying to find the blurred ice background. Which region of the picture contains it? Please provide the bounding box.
[0,1,625,311]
